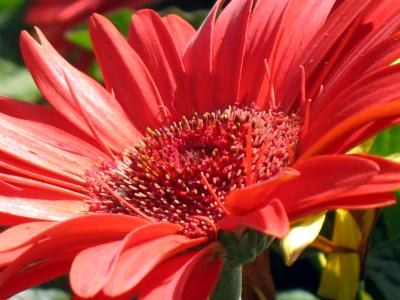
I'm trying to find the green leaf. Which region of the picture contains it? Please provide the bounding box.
[382,192,400,239]
[66,28,92,51]
[365,236,400,299]
[277,289,320,300]
[10,288,70,300]
[370,125,400,156]
[0,58,41,102]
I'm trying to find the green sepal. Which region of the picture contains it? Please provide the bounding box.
[211,230,275,300]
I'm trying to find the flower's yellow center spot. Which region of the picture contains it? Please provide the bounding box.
[85,107,300,238]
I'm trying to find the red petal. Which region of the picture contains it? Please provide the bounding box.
[129,9,184,117]
[0,255,71,299]
[20,29,140,153]
[212,0,252,109]
[71,222,181,298]
[224,168,299,214]
[300,100,400,158]
[308,192,396,214]
[272,155,381,219]
[0,214,148,252]
[70,241,122,298]
[163,14,195,55]
[0,109,102,182]
[89,14,168,131]
[0,194,85,223]
[0,172,85,199]
[270,0,336,107]
[239,0,288,106]
[182,0,223,114]
[219,198,289,238]
[280,0,373,107]
[103,234,207,296]
[138,244,222,300]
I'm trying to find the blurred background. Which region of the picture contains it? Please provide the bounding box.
[1,1,400,299]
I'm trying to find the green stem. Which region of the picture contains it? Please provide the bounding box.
[211,263,242,300]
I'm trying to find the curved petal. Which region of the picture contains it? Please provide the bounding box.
[271,155,384,219]
[103,234,207,296]
[218,198,289,238]
[20,29,140,153]
[89,14,168,131]
[0,255,71,299]
[163,14,195,55]
[70,222,182,298]
[224,168,299,214]
[138,243,222,300]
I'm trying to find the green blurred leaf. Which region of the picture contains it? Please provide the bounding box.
[365,236,400,299]
[370,126,400,156]
[0,0,24,9]
[10,288,70,300]
[66,28,92,51]
[277,289,319,300]
[0,57,41,102]
[382,192,400,239]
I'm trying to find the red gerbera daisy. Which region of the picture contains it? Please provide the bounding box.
[2,0,400,299]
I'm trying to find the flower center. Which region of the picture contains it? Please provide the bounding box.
[85,107,300,238]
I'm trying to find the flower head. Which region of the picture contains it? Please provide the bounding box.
[2,0,400,299]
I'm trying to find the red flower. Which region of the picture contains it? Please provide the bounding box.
[2,0,400,298]
[25,0,152,46]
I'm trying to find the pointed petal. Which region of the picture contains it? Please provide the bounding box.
[219,198,289,238]
[224,168,299,214]
[212,0,252,108]
[128,10,184,117]
[163,14,195,55]
[89,14,168,131]
[182,0,223,113]
[20,29,140,153]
